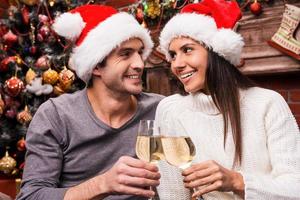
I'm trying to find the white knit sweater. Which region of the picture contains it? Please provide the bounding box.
[155,87,300,200]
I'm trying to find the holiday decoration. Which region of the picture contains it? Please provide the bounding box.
[17,106,32,125]
[268,4,300,60]
[57,68,75,90]
[4,76,25,97]
[25,68,36,84]
[26,77,53,96]
[2,30,18,45]
[35,55,51,70]
[17,138,26,151]
[0,95,5,116]
[250,0,262,16]
[0,56,16,72]
[43,68,59,85]
[0,151,17,174]
[0,0,85,178]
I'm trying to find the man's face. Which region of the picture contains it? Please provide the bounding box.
[95,38,145,95]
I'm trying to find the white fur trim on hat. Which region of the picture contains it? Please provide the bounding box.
[159,13,244,66]
[52,12,86,41]
[69,12,153,83]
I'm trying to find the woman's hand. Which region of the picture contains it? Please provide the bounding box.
[182,160,245,199]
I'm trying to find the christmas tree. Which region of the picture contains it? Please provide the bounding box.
[0,0,88,178]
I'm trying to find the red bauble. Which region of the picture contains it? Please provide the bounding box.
[0,23,8,37]
[17,138,26,151]
[38,14,49,24]
[21,6,30,25]
[0,56,16,72]
[2,30,18,45]
[4,77,25,97]
[35,55,50,70]
[39,25,50,38]
[29,46,37,55]
[250,1,262,16]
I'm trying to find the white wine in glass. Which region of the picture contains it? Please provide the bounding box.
[135,120,163,200]
[160,120,204,200]
[160,136,195,170]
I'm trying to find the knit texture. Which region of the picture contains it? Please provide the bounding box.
[155,87,300,200]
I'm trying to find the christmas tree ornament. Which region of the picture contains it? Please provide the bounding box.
[17,138,26,151]
[136,7,144,24]
[53,84,65,96]
[17,105,32,125]
[43,68,59,85]
[0,23,8,37]
[0,56,16,72]
[0,95,5,116]
[4,76,25,97]
[20,0,39,6]
[48,0,55,7]
[25,68,36,84]
[2,29,18,45]
[39,24,50,38]
[250,0,262,16]
[35,55,50,70]
[38,14,49,24]
[26,77,53,95]
[58,68,75,90]
[21,6,30,25]
[268,4,300,60]
[15,55,23,65]
[29,45,37,55]
[0,151,17,174]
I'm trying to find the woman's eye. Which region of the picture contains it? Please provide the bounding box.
[183,47,192,53]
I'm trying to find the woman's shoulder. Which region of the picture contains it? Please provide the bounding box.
[240,87,287,106]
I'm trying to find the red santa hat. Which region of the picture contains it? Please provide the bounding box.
[159,0,244,66]
[52,5,153,83]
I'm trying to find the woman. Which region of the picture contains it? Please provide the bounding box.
[155,0,300,199]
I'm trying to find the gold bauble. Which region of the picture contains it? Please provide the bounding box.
[25,68,36,84]
[53,84,65,96]
[0,95,4,116]
[0,151,17,174]
[43,68,59,85]
[17,105,32,125]
[20,0,39,6]
[59,68,75,90]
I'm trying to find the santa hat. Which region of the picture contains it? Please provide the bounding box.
[159,0,244,66]
[52,5,153,83]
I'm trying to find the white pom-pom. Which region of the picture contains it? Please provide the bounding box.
[52,12,86,41]
[211,29,244,66]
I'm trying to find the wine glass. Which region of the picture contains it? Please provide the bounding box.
[135,120,164,200]
[160,119,203,200]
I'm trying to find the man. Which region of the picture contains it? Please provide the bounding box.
[17,5,163,200]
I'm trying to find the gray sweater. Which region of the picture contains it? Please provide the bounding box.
[17,89,163,200]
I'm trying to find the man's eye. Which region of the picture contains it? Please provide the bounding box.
[169,52,176,60]
[120,51,131,57]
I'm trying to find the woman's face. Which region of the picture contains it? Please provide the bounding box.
[168,37,208,94]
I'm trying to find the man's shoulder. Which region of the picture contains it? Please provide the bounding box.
[138,92,165,105]
[38,89,85,113]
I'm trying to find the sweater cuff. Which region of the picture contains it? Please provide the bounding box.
[238,171,259,200]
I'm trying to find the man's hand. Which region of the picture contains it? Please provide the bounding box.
[64,156,160,200]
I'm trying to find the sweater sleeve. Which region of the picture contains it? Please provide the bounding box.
[242,93,300,200]
[16,100,68,200]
